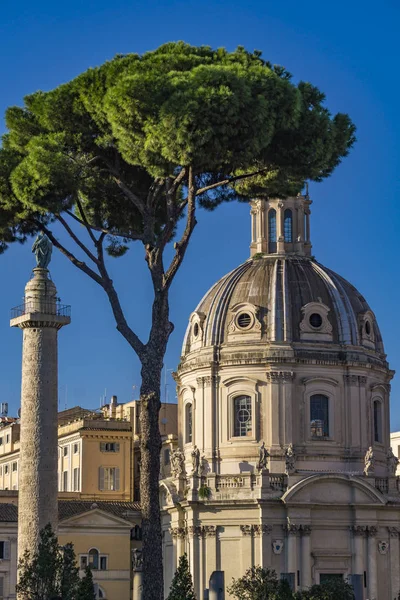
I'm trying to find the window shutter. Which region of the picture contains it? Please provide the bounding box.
[3,541,10,560]
[0,577,4,597]
[115,443,120,452]
[99,467,105,491]
[100,442,106,452]
[115,468,120,491]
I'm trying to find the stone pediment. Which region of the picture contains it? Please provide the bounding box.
[60,508,132,528]
[281,474,386,506]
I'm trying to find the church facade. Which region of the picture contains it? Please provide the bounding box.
[161,194,400,600]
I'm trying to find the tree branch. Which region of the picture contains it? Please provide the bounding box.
[103,160,146,214]
[163,166,197,290]
[195,167,269,196]
[56,214,99,265]
[95,232,146,357]
[64,209,144,242]
[75,196,98,245]
[39,225,103,286]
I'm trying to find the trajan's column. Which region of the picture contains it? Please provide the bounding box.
[10,233,70,559]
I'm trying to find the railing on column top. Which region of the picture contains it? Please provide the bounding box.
[215,475,247,490]
[375,477,389,494]
[11,302,71,319]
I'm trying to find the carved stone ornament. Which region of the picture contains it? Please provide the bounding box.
[169,527,186,539]
[378,540,389,555]
[387,447,399,476]
[272,539,284,554]
[343,375,367,385]
[266,371,294,382]
[284,517,299,534]
[284,444,296,475]
[202,525,217,538]
[253,524,273,537]
[227,303,262,335]
[132,548,143,571]
[368,526,378,537]
[240,525,253,537]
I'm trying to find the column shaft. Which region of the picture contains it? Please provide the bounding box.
[18,326,59,559]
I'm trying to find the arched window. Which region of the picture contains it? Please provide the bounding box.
[268,209,277,253]
[185,403,193,444]
[310,394,329,437]
[89,548,99,570]
[373,400,383,443]
[284,209,293,242]
[234,395,252,437]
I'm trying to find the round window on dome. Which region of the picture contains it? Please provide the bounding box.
[309,313,323,329]
[193,323,199,338]
[237,312,252,329]
[365,320,371,335]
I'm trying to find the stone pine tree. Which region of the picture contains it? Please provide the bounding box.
[167,554,196,600]
[0,42,356,600]
[77,566,97,600]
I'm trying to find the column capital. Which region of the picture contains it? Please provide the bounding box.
[240,525,253,537]
[387,526,400,538]
[202,525,217,538]
[169,526,186,539]
[187,526,202,538]
[368,526,378,537]
[300,525,312,536]
[284,523,300,535]
[253,524,272,537]
[350,525,368,537]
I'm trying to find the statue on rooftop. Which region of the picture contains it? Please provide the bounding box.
[170,448,186,478]
[32,232,52,269]
[285,443,296,475]
[387,447,399,476]
[191,445,201,477]
[364,446,375,477]
[257,441,269,471]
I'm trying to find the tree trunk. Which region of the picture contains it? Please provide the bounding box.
[139,291,171,600]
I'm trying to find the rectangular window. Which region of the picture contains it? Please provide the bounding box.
[234,395,252,437]
[0,438,3,446]
[0,541,10,560]
[12,462,17,472]
[80,555,88,569]
[6,435,10,444]
[310,394,329,437]
[100,442,120,452]
[0,576,3,598]
[63,471,68,491]
[0,467,2,476]
[73,443,79,454]
[73,468,80,492]
[100,556,108,570]
[63,446,68,457]
[99,467,120,491]
[4,466,8,475]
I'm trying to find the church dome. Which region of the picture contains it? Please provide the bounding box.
[182,196,385,359]
[183,254,384,354]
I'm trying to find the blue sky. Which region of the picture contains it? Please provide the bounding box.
[1,0,400,426]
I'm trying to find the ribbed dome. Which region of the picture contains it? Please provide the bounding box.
[182,255,384,355]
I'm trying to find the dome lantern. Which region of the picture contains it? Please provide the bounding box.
[250,194,312,257]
